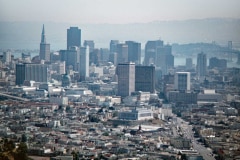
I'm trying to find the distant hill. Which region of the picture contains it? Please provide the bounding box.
[0,18,240,50]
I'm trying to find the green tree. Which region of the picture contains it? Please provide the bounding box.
[21,134,27,143]
[14,142,29,160]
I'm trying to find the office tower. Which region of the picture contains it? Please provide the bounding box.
[110,40,119,53]
[100,48,110,62]
[80,46,89,81]
[83,40,95,53]
[51,61,66,74]
[50,52,61,62]
[125,41,141,64]
[39,25,50,61]
[16,63,48,85]
[90,49,101,65]
[197,52,207,77]
[156,44,174,75]
[135,65,155,93]
[174,72,190,92]
[3,51,11,64]
[16,64,26,85]
[186,58,193,70]
[209,57,227,70]
[67,27,81,49]
[117,62,135,97]
[60,46,80,72]
[109,52,118,66]
[117,43,128,64]
[144,40,163,65]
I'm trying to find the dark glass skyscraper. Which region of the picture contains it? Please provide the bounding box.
[67,27,81,49]
[135,65,155,93]
[39,25,50,61]
[197,52,207,78]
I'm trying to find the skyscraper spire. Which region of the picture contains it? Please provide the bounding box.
[41,24,46,44]
[40,24,50,61]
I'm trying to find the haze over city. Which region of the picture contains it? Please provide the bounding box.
[1,0,240,50]
[1,0,240,24]
[0,1,240,160]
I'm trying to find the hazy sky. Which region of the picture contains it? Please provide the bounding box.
[0,0,240,24]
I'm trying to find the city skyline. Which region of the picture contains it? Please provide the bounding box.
[0,0,240,24]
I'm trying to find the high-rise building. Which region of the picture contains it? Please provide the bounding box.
[197,52,207,78]
[144,40,163,65]
[100,48,110,62]
[156,44,174,75]
[67,27,81,49]
[3,51,11,64]
[117,43,128,64]
[110,40,119,53]
[83,40,95,53]
[109,52,118,66]
[16,63,48,85]
[39,25,50,61]
[80,46,89,81]
[117,62,135,97]
[60,46,80,72]
[90,49,101,65]
[174,72,190,92]
[209,57,227,70]
[125,41,141,64]
[51,61,66,75]
[135,65,155,93]
[186,58,193,70]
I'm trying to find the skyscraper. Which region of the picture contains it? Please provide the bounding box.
[156,44,174,75]
[16,63,48,85]
[174,72,190,92]
[80,46,89,81]
[83,40,95,53]
[39,25,50,61]
[197,52,207,78]
[209,57,227,70]
[135,65,155,93]
[3,51,11,64]
[144,40,163,65]
[116,43,128,64]
[110,40,119,53]
[186,58,193,70]
[60,46,80,72]
[67,27,81,49]
[117,62,135,97]
[125,41,141,65]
